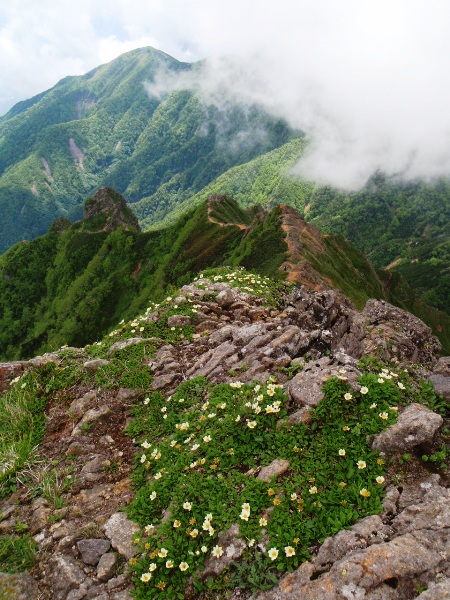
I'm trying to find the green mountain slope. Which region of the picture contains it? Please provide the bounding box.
[157,141,449,314]
[0,47,296,253]
[1,189,448,361]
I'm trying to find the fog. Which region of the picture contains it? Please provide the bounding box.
[3,0,450,189]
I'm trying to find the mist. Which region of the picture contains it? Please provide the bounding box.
[144,0,450,189]
[2,0,450,189]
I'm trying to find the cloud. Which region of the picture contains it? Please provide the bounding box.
[2,0,450,188]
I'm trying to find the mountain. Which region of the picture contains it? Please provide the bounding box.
[0,189,448,362]
[0,47,297,253]
[0,254,449,598]
[156,140,450,315]
[0,47,448,314]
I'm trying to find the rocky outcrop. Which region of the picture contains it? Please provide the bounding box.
[0,276,447,599]
[258,476,450,600]
[83,188,140,232]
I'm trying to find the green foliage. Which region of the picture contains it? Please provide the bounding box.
[0,535,38,572]
[124,366,415,597]
[0,48,296,254]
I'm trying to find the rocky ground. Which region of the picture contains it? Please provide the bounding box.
[0,276,449,599]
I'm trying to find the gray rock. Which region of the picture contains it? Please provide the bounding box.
[116,388,139,401]
[48,554,87,600]
[81,455,105,474]
[257,459,290,482]
[372,403,443,454]
[72,406,111,435]
[104,512,138,559]
[97,552,118,581]
[0,572,39,600]
[433,356,450,376]
[111,591,133,600]
[69,391,97,416]
[201,524,247,579]
[152,372,181,390]
[315,515,385,567]
[77,538,111,565]
[83,359,110,371]
[107,337,150,355]
[418,578,450,599]
[107,574,128,590]
[428,373,450,401]
[167,314,191,327]
[233,323,269,346]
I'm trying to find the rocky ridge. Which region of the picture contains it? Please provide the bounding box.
[0,273,449,599]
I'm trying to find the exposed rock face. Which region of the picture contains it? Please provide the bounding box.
[258,477,450,600]
[83,187,140,232]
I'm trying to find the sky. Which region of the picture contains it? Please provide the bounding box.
[1,0,450,188]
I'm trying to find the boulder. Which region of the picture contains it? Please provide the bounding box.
[372,403,443,454]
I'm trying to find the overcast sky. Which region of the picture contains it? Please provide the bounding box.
[2,0,450,188]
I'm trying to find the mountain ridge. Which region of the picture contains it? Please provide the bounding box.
[0,190,448,361]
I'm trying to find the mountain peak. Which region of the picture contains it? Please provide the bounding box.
[82,187,141,232]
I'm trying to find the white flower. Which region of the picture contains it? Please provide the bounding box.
[140,573,152,582]
[360,386,369,394]
[268,548,279,561]
[150,491,157,500]
[339,449,346,456]
[357,460,367,470]
[212,545,224,558]
[397,382,405,389]
[203,435,212,443]
[376,476,385,484]
[183,501,192,511]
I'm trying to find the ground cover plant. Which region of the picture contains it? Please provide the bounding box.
[125,366,413,598]
[0,266,447,596]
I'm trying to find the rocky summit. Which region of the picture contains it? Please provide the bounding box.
[0,268,449,599]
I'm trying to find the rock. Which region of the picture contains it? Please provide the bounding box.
[111,591,132,600]
[201,524,247,579]
[30,497,51,534]
[0,572,39,599]
[0,516,15,534]
[77,538,111,565]
[107,574,128,590]
[288,370,326,407]
[433,356,450,376]
[418,578,450,599]
[66,581,92,600]
[216,288,240,308]
[48,554,87,600]
[0,504,15,523]
[257,459,290,482]
[315,515,385,567]
[167,314,191,327]
[428,373,450,401]
[372,403,443,454]
[72,406,111,435]
[66,441,95,456]
[69,391,97,416]
[116,388,139,401]
[81,455,105,475]
[97,552,118,581]
[83,359,110,370]
[103,512,138,559]
[107,337,150,355]
[233,323,269,346]
[152,372,181,390]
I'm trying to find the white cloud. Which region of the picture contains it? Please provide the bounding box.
[1,0,450,188]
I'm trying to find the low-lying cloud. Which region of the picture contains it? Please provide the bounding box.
[3,0,450,189]
[145,0,450,189]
